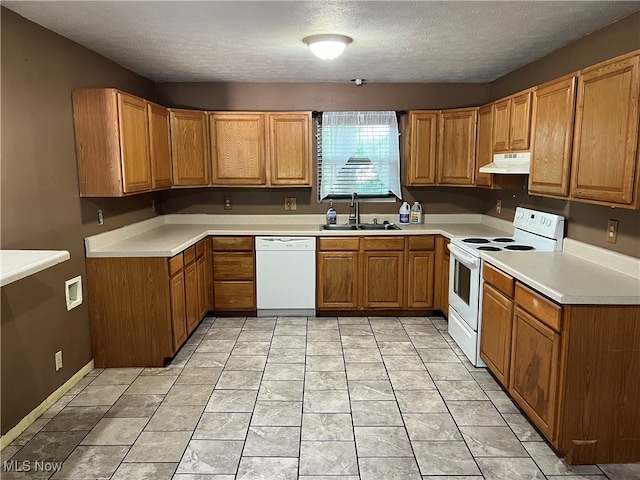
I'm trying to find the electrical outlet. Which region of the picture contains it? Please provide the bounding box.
[607,219,618,244]
[151,199,156,212]
[496,199,502,214]
[224,196,232,210]
[55,351,63,371]
[97,209,104,225]
[284,197,297,211]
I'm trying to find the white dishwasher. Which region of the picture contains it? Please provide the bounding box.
[255,236,316,317]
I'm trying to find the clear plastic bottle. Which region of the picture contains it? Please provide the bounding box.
[399,201,410,224]
[326,200,337,224]
[410,202,423,224]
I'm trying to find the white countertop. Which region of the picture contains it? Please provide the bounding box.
[84,213,640,305]
[0,250,70,287]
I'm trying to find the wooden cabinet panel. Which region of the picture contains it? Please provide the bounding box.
[170,272,187,352]
[147,101,172,189]
[170,109,209,186]
[362,252,404,308]
[407,251,434,308]
[212,236,254,251]
[483,263,514,298]
[118,93,151,193]
[437,108,477,185]
[475,104,494,187]
[268,112,312,186]
[213,252,255,280]
[480,283,513,387]
[571,53,640,207]
[510,92,532,150]
[196,254,211,319]
[317,251,359,309]
[529,76,577,197]
[493,99,511,152]
[408,235,435,251]
[363,236,405,251]
[214,281,256,310]
[184,261,198,335]
[210,113,266,185]
[510,306,561,441]
[405,111,438,185]
[434,236,450,316]
[515,283,562,332]
[317,237,360,251]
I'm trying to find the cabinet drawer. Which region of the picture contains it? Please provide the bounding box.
[515,283,562,332]
[184,246,196,265]
[214,281,255,309]
[318,237,360,251]
[363,236,405,251]
[483,263,514,298]
[196,238,208,257]
[213,252,254,280]
[409,235,435,251]
[169,254,183,276]
[212,236,254,252]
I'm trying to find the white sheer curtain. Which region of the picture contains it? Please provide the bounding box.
[320,111,402,200]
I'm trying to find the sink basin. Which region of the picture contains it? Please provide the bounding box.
[320,223,400,231]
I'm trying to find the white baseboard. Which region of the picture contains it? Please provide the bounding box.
[0,360,94,450]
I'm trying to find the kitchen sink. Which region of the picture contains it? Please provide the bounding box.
[320,223,400,231]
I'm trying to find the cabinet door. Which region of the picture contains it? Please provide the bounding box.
[170,272,187,352]
[480,284,513,387]
[509,92,532,150]
[493,99,511,152]
[475,104,494,188]
[405,111,438,185]
[210,113,266,185]
[147,101,172,189]
[268,113,312,186]
[529,76,577,197]
[510,306,561,440]
[118,93,151,193]
[196,254,210,320]
[184,261,199,335]
[362,252,404,308]
[170,109,209,186]
[407,251,434,308]
[317,252,359,309]
[571,53,640,207]
[437,109,477,185]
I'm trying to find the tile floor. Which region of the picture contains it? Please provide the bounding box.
[2,315,639,479]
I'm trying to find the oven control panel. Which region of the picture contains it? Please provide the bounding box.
[514,207,565,240]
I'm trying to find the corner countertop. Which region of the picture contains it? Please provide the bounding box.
[84,213,513,258]
[481,239,640,305]
[0,250,70,287]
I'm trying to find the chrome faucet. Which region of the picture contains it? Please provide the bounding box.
[348,192,360,225]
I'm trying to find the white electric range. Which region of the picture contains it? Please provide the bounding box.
[447,207,565,366]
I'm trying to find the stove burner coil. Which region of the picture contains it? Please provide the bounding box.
[477,246,501,251]
[504,245,535,251]
[493,238,515,243]
[462,238,490,244]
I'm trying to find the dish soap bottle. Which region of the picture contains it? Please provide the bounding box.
[410,202,423,224]
[326,200,337,224]
[399,201,410,225]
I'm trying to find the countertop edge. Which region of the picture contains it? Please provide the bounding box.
[0,250,71,287]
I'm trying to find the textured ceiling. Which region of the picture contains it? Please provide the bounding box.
[4,1,640,83]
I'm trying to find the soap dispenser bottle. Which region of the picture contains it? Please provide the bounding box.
[326,200,337,224]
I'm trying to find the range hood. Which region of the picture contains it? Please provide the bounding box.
[479,152,530,174]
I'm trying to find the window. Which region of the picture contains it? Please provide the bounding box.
[317,111,402,201]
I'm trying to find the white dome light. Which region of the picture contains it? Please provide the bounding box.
[303,34,353,60]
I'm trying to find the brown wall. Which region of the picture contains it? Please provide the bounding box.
[0,8,160,435]
[484,12,640,258]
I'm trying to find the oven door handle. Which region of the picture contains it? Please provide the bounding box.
[448,243,480,268]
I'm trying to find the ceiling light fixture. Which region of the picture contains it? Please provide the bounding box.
[303,34,352,60]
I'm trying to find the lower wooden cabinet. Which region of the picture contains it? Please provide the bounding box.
[86,238,212,368]
[434,236,450,316]
[211,236,256,311]
[316,235,435,312]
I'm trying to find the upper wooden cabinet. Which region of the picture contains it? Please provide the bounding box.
[570,52,640,208]
[438,108,478,185]
[209,111,312,187]
[493,91,532,152]
[404,111,438,185]
[170,109,210,187]
[73,88,156,197]
[529,75,577,198]
[268,112,312,186]
[475,104,494,188]
[147,101,172,189]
